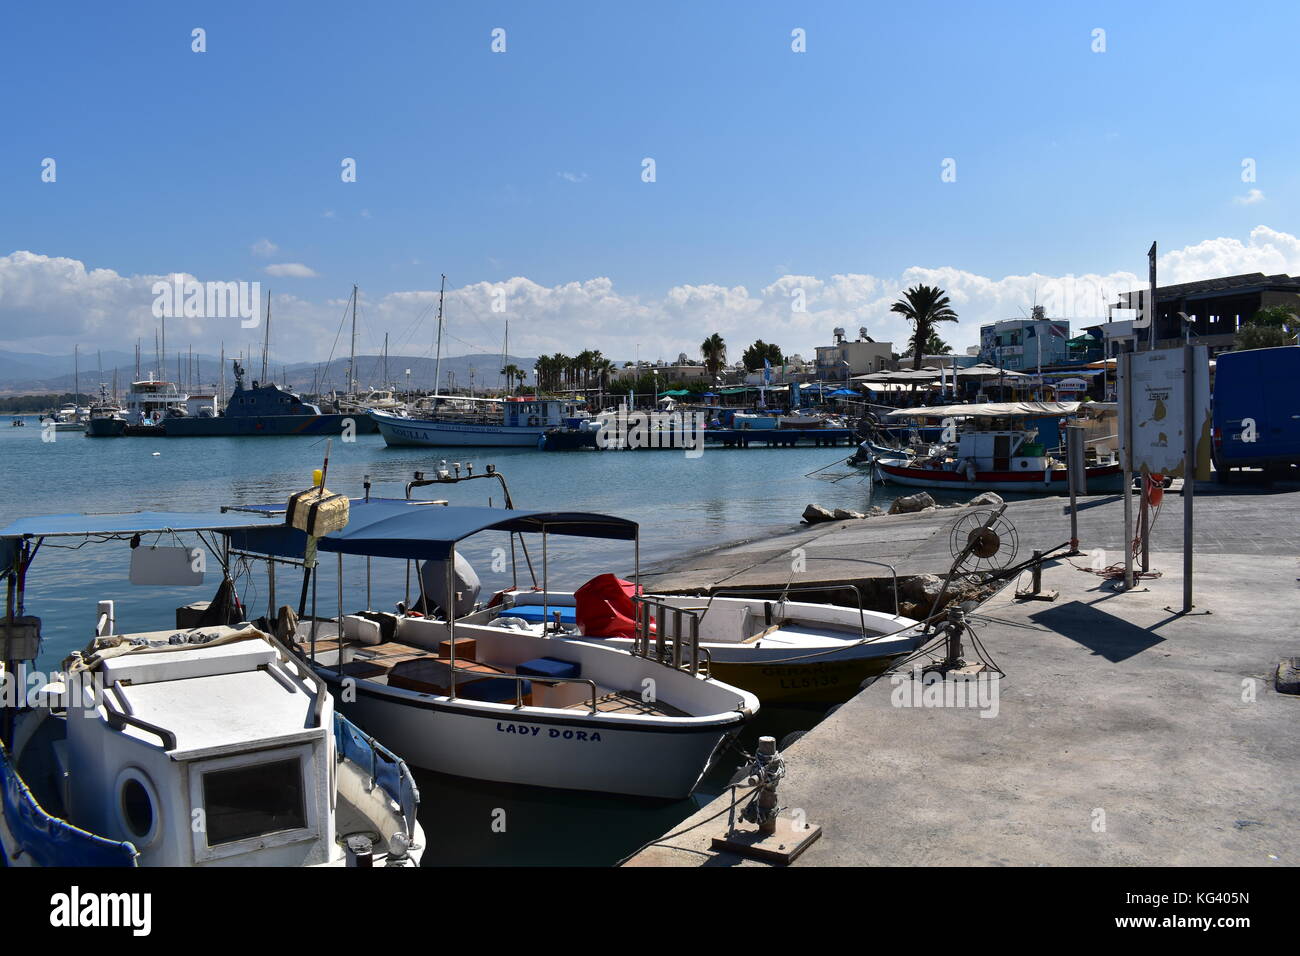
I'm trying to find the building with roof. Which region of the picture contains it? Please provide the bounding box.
[814,327,893,381]
[1112,272,1300,356]
[978,307,1071,370]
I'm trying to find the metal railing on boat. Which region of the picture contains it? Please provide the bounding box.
[630,596,711,677]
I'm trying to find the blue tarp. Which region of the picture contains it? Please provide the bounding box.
[227,498,638,561]
[333,713,419,839]
[1,745,137,867]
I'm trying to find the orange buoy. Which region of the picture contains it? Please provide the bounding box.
[1147,473,1164,506]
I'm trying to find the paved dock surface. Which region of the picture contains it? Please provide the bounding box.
[641,481,1300,593]
[626,486,1299,866]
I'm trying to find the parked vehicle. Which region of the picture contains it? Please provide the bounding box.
[1211,346,1300,482]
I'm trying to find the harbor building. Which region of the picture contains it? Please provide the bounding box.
[814,328,893,381]
[1113,272,1300,357]
[978,307,1071,371]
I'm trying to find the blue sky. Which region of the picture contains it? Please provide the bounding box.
[1,1,1297,364]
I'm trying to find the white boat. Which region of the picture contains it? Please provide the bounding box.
[372,398,592,447]
[485,589,924,705]
[122,378,189,426]
[227,498,758,799]
[0,511,424,867]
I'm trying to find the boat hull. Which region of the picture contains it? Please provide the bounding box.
[85,417,127,437]
[875,459,1124,493]
[161,413,378,436]
[328,675,742,799]
[372,410,546,447]
[708,654,904,705]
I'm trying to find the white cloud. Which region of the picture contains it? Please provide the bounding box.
[1234,189,1265,205]
[4,225,1299,363]
[250,238,278,257]
[265,263,318,278]
[557,171,589,183]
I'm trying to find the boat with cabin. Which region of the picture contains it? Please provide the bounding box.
[160,361,378,436]
[0,510,423,867]
[872,401,1123,493]
[371,397,592,447]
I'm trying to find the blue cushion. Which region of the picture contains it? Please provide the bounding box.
[459,677,531,702]
[516,657,581,680]
[507,605,577,624]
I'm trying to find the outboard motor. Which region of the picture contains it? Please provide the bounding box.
[416,553,481,618]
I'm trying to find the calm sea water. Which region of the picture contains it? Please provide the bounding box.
[0,416,927,864]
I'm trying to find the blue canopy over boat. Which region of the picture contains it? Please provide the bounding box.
[225,498,638,561]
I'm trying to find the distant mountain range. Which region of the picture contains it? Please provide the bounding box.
[0,349,539,396]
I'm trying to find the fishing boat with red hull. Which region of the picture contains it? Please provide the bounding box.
[872,401,1123,494]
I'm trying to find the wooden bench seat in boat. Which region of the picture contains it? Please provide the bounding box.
[386,656,532,705]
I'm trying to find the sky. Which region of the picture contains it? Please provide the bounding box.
[2,0,1299,373]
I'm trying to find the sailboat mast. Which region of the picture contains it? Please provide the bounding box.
[74,345,79,410]
[432,274,446,398]
[347,284,358,398]
[262,288,271,383]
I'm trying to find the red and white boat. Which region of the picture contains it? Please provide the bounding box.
[872,401,1123,494]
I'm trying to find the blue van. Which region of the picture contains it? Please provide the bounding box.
[1211,346,1300,482]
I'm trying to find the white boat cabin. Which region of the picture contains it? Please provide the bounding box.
[502,399,589,428]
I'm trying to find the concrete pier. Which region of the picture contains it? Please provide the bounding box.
[626,485,1299,866]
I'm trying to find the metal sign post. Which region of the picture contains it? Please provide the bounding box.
[1182,343,1195,613]
[1118,352,1135,589]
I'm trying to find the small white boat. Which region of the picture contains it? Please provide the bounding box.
[487,589,924,705]
[0,511,424,867]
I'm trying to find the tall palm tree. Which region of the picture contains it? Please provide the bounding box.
[890,285,958,369]
[700,333,726,380]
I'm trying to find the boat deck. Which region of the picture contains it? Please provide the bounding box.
[291,621,689,718]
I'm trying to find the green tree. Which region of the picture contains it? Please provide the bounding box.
[741,340,784,372]
[700,333,727,379]
[1233,306,1298,350]
[1248,305,1297,329]
[890,285,959,369]
[1234,324,1295,351]
[500,363,524,393]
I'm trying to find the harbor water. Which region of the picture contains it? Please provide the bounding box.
[1,420,923,864]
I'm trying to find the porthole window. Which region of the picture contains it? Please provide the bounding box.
[115,768,161,848]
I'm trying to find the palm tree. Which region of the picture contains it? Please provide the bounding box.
[924,332,953,355]
[700,333,726,380]
[500,363,522,394]
[890,285,958,369]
